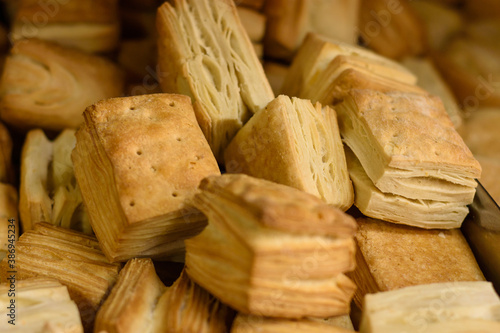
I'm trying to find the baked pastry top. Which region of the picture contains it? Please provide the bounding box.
[83,94,219,224]
[281,33,417,100]
[231,314,354,333]
[196,173,357,238]
[73,93,220,261]
[355,217,484,290]
[337,89,481,197]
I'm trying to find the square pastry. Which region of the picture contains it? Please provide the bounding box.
[72,94,220,262]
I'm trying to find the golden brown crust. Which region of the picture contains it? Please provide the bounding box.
[325,67,426,105]
[339,89,481,179]
[73,94,219,261]
[351,217,485,308]
[280,32,417,100]
[0,39,124,131]
[85,94,219,224]
[198,174,357,238]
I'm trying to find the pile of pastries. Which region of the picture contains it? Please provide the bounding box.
[0,0,500,332]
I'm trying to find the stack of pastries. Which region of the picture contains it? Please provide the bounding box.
[185,174,357,319]
[0,0,498,332]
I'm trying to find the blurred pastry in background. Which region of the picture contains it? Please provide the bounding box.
[237,6,266,60]
[264,0,360,61]
[118,7,160,96]
[10,0,120,53]
[281,33,418,104]
[434,36,500,110]
[459,108,500,204]
[410,0,462,51]
[358,0,427,59]
[459,108,500,158]
[0,39,124,131]
[236,0,266,10]
[463,0,500,20]
[263,61,288,95]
